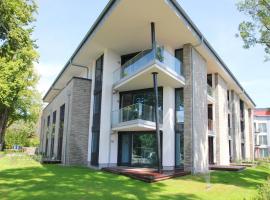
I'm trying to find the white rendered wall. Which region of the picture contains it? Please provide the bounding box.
[87,60,95,163]
[98,49,121,167]
[162,86,175,170]
[110,90,120,165]
[232,92,242,161]
[214,74,230,165]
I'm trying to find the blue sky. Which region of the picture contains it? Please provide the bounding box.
[33,0,270,108]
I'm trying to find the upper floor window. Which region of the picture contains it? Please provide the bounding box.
[259,135,268,145]
[258,123,267,133]
[47,115,50,128]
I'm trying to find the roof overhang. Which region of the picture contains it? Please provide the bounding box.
[43,0,256,108]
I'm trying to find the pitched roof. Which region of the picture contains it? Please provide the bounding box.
[255,108,270,116]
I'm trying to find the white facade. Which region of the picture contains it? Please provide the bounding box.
[254,111,270,158]
[40,0,256,174]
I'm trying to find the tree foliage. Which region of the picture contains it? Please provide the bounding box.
[5,120,40,149]
[237,0,270,59]
[0,0,40,150]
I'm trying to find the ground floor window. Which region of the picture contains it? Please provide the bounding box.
[175,88,184,169]
[241,143,245,160]
[260,148,269,158]
[175,132,184,168]
[229,140,232,162]
[118,132,162,167]
[208,136,214,164]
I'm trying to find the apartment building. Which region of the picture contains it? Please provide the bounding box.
[254,108,270,158]
[39,0,255,173]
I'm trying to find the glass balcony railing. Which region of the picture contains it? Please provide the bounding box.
[113,46,183,84]
[112,103,163,126]
[207,84,214,97]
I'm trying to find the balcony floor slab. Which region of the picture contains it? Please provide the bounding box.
[113,62,185,92]
[112,119,163,132]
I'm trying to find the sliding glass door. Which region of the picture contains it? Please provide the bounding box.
[118,132,162,167]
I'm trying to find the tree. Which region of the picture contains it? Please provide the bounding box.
[5,120,40,149]
[0,0,40,150]
[237,0,270,60]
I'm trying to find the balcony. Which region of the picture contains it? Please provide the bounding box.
[111,103,163,132]
[113,46,185,92]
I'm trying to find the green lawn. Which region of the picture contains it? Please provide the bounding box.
[0,153,269,200]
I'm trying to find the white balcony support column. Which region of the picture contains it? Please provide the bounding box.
[98,49,121,168]
[110,90,119,166]
[231,91,242,161]
[183,44,208,173]
[244,104,251,160]
[248,109,254,161]
[214,74,230,165]
[87,60,95,164]
[162,86,175,170]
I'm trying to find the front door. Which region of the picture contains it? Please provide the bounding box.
[208,136,214,164]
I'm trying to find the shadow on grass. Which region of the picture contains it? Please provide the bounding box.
[0,164,200,200]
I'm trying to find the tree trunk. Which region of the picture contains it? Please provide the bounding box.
[0,108,9,151]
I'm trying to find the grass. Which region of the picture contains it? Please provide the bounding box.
[0,153,269,200]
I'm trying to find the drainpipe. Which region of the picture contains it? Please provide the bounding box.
[152,72,162,173]
[151,22,162,173]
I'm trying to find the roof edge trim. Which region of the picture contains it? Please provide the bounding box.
[168,0,256,107]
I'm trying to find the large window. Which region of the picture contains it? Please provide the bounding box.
[258,123,267,133]
[175,88,184,169]
[175,88,184,130]
[120,88,163,123]
[120,88,163,109]
[50,111,56,158]
[175,48,183,75]
[260,148,269,158]
[118,132,162,167]
[45,115,50,156]
[259,135,268,145]
[91,55,104,166]
[57,104,65,160]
